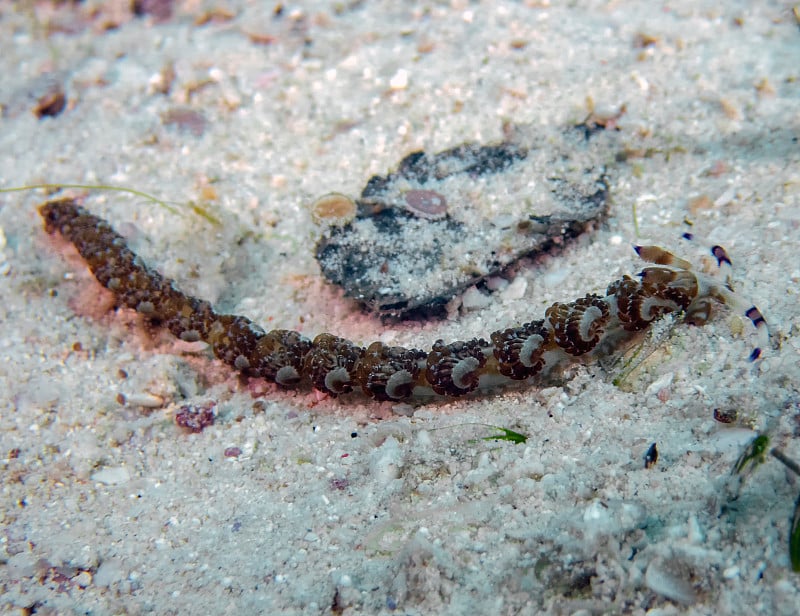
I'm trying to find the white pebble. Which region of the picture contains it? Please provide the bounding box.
[485,276,509,292]
[124,392,165,408]
[369,436,402,484]
[722,565,740,579]
[714,186,737,207]
[389,69,409,90]
[461,286,492,311]
[501,276,527,301]
[91,466,131,485]
[687,514,705,544]
[415,430,432,447]
[645,560,697,605]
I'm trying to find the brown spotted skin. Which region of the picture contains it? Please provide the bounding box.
[39,198,734,401]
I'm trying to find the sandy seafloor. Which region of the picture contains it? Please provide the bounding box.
[1,1,799,614]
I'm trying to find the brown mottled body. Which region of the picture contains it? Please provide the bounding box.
[39,198,760,402]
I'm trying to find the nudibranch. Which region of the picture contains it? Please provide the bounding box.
[39,198,767,402]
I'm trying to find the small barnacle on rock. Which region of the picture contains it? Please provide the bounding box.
[403,189,447,219]
[644,559,698,605]
[311,192,357,226]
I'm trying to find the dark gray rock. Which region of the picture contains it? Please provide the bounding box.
[316,124,615,318]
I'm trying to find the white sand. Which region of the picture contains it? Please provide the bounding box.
[1,1,799,614]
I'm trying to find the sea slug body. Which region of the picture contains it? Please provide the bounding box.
[39,198,766,402]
